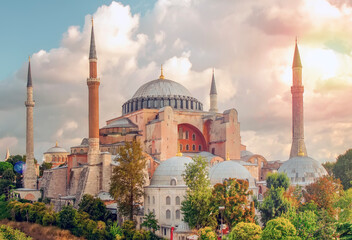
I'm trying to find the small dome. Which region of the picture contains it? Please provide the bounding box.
[278,156,328,186]
[150,156,192,186]
[45,143,68,154]
[241,150,253,158]
[209,160,255,188]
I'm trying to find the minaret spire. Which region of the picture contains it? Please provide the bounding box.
[290,39,307,158]
[24,57,37,189]
[5,148,10,161]
[87,17,100,164]
[159,64,165,79]
[209,68,218,113]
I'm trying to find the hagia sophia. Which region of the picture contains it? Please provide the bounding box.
[11,19,327,239]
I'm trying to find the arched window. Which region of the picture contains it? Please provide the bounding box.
[80,149,84,154]
[192,145,196,151]
[166,210,171,219]
[176,196,180,205]
[176,210,180,219]
[170,178,177,186]
[185,131,189,139]
[166,196,171,205]
[186,145,189,151]
[152,196,155,205]
[192,133,196,141]
[180,144,183,151]
[148,196,150,204]
[198,145,202,151]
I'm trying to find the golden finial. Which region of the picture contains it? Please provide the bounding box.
[298,142,304,157]
[55,141,58,147]
[159,64,165,79]
[226,152,230,161]
[176,143,182,157]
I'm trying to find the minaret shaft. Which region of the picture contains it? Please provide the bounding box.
[290,42,307,158]
[87,22,100,159]
[24,59,37,189]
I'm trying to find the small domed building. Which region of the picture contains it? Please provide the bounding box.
[43,142,69,168]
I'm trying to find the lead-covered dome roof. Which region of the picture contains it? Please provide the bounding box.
[150,156,192,186]
[122,78,203,115]
[45,143,68,154]
[209,160,256,188]
[278,156,328,186]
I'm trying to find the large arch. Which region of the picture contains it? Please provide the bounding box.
[178,123,207,153]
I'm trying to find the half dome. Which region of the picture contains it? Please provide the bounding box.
[122,78,203,114]
[278,156,328,186]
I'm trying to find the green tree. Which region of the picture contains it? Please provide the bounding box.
[0,162,13,176]
[322,161,335,176]
[122,220,136,240]
[335,188,352,222]
[110,140,147,220]
[2,168,15,181]
[39,162,52,177]
[78,194,108,221]
[211,178,255,229]
[333,149,352,190]
[261,217,299,240]
[141,212,160,233]
[227,222,261,240]
[283,207,318,240]
[181,156,216,229]
[57,205,77,230]
[336,222,352,239]
[266,172,290,190]
[259,173,292,224]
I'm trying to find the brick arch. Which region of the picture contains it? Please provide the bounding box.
[24,193,35,201]
[178,123,207,152]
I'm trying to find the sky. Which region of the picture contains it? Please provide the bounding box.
[0,0,351,163]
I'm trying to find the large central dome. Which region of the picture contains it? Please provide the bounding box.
[122,78,203,115]
[132,79,192,99]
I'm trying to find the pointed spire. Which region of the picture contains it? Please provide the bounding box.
[27,56,32,87]
[5,148,10,161]
[159,64,165,79]
[55,141,58,147]
[210,68,217,94]
[89,17,97,60]
[292,38,302,68]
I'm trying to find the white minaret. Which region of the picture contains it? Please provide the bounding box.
[290,39,307,158]
[23,57,37,189]
[209,69,218,113]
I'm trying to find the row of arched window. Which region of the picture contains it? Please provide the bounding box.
[147,209,181,220]
[146,196,181,205]
[123,97,203,114]
[180,144,202,151]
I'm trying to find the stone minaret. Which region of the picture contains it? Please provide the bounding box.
[87,18,100,164]
[24,57,37,189]
[5,148,10,161]
[209,69,218,113]
[290,39,307,158]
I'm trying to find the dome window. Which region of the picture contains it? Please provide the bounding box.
[170,178,177,186]
[192,133,196,141]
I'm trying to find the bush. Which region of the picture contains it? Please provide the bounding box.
[198,227,217,240]
[122,220,136,240]
[227,222,261,240]
[261,217,300,240]
[0,224,32,240]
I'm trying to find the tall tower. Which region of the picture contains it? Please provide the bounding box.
[24,57,37,189]
[290,39,307,158]
[87,18,100,163]
[209,69,218,113]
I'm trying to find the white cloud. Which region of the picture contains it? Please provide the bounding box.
[0,0,351,163]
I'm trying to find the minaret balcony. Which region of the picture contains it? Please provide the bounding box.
[291,86,304,94]
[87,78,100,85]
[25,101,35,107]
